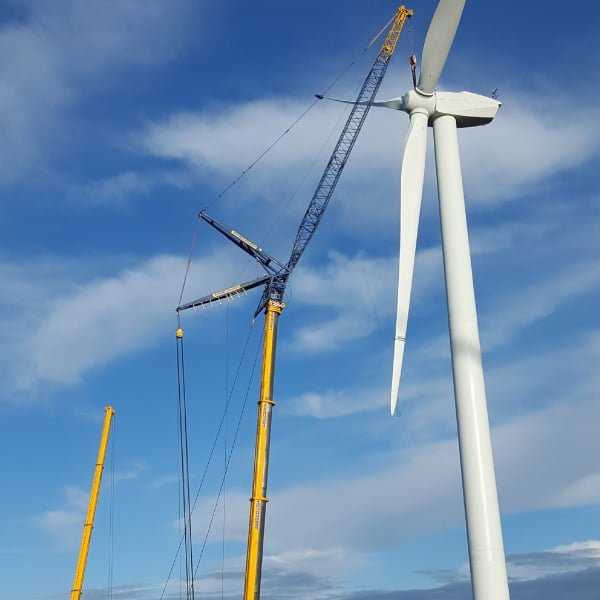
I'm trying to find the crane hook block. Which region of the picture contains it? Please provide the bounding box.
[176,327,184,339]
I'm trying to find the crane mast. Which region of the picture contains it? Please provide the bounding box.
[70,406,115,600]
[176,7,412,599]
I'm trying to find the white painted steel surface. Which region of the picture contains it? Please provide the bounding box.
[418,0,466,93]
[391,109,428,415]
[433,114,510,600]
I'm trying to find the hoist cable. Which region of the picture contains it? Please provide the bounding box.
[176,333,195,600]
[160,319,258,600]
[176,345,183,600]
[175,337,190,599]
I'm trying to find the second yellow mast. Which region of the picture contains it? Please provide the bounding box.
[71,406,116,600]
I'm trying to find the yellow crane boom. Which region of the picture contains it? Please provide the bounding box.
[70,406,115,600]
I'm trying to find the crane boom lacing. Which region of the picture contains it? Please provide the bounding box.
[286,6,413,273]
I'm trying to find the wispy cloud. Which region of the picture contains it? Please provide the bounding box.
[508,540,600,582]
[481,258,600,351]
[0,0,193,184]
[189,330,600,569]
[138,85,599,224]
[288,251,396,352]
[284,387,387,418]
[71,546,600,600]
[0,250,243,401]
[458,93,600,204]
[36,485,88,547]
[69,172,157,207]
[114,460,146,483]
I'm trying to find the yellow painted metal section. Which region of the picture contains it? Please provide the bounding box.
[382,6,413,58]
[70,406,116,600]
[243,300,283,600]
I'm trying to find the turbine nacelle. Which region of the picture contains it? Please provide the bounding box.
[376,90,501,128]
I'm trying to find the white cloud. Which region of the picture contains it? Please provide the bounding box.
[140,97,362,214]
[7,215,576,402]
[188,330,600,574]
[508,540,600,582]
[283,207,600,357]
[284,387,387,418]
[0,249,244,400]
[37,485,88,547]
[192,439,464,554]
[481,258,600,351]
[114,460,146,483]
[28,255,184,385]
[70,172,156,206]
[264,546,363,580]
[139,85,599,229]
[142,99,333,175]
[555,540,600,558]
[69,168,199,206]
[458,94,600,203]
[0,0,192,183]
[287,250,397,352]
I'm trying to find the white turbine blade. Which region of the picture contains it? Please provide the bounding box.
[391,111,428,416]
[418,0,466,94]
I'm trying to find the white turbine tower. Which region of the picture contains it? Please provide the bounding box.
[384,1,511,599]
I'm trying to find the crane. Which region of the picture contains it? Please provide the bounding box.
[176,7,412,599]
[70,406,115,600]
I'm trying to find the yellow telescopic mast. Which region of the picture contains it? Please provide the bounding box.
[70,406,115,600]
[243,299,283,600]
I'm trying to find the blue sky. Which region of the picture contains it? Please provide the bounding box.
[1,1,599,598]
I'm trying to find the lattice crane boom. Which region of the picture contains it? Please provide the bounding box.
[179,6,413,317]
[287,5,413,274]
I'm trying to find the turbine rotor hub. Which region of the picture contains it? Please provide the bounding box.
[402,89,436,115]
[397,89,501,128]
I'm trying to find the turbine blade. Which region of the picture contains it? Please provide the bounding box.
[391,111,428,416]
[418,0,466,94]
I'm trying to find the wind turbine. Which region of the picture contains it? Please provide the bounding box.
[385,1,511,599]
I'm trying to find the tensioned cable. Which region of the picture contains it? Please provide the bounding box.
[229,98,355,288]
[200,16,390,218]
[221,307,229,600]
[193,325,263,578]
[160,319,259,600]
[107,416,116,600]
[210,30,372,291]
[176,12,396,305]
[258,52,372,303]
[176,332,195,600]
